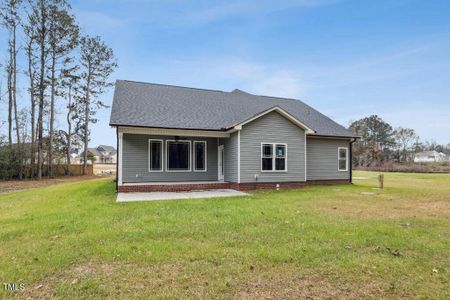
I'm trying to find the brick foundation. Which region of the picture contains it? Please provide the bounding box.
[118,179,350,192]
[230,179,350,191]
[230,181,307,191]
[118,182,231,193]
[306,179,351,186]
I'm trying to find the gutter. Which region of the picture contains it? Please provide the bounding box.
[109,123,225,132]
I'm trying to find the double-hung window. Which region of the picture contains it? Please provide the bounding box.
[261,143,287,172]
[194,141,207,172]
[338,147,348,171]
[166,140,191,171]
[148,139,163,172]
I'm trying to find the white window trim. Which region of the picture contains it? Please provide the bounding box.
[218,145,224,181]
[148,139,163,172]
[338,147,349,172]
[193,141,207,172]
[165,140,192,172]
[260,143,288,172]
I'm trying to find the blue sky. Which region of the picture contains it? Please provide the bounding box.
[2,0,450,146]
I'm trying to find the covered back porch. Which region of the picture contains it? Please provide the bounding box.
[117,126,231,192]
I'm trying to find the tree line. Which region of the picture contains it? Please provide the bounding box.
[349,115,450,167]
[0,0,117,180]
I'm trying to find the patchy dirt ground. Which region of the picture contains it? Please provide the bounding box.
[94,164,116,175]
[15,261,400,299]
[0,175,113,195]
[314,192,450,219]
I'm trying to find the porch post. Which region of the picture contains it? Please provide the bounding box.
[237,129,241,183]
[118,131,123,186]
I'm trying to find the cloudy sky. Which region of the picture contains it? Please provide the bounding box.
[2,0,450,145]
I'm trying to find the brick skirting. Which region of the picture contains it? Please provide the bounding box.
[118,182,231,192]
[306,179,351,185]
[118,179,350,192]
[231,179,350,191]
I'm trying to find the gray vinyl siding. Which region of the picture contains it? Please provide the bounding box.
[122,134,218,183]
[306,138,350,180]
[219,133,238,183]
[240,111,306,183]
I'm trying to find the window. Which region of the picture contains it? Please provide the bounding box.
[261,143,287,172]
[166,140,191,171]
[148,140,162,172]
[262,144,273,171]
[275,144,286,171]
[194,141,207,172]
[338,147,348,171]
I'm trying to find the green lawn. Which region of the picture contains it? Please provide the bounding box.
[0,171,449,299]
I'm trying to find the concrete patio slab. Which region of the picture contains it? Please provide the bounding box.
[117,189,248,202]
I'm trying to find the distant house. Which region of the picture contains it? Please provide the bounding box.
[414,151,448,163]
[82,145,117,164]
[97,145,117,164]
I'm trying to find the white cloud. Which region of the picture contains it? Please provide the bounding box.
[221,61,305,98]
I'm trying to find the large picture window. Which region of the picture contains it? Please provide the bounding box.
[261,143,287,172]
[148,139,163,171]
[166,140,191,171]
[338,147,348,171]
[194,141,207,172]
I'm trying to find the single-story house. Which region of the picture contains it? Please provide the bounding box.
[414,151,448,163]
[110,80,358,192]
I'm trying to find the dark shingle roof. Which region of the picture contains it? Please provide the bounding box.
[110,80,354,137]
[98,145,116,152]
[87,148,101,156]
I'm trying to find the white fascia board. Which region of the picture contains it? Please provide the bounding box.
[228,107,315,134]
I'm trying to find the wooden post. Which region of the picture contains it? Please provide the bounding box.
[378,174,384,189]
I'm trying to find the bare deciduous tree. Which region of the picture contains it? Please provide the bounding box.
[393,127,417,162]
[58,69,81,175]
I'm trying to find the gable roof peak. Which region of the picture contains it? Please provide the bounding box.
[231,88,251,95]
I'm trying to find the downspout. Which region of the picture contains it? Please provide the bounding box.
[349,138,356,184]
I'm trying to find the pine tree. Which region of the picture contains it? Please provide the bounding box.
[78,36,117,175]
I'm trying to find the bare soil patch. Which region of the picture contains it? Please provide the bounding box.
[94,164,116,175]
[316,195,450,219]
[234,269,389,299]
[15,261,410,299]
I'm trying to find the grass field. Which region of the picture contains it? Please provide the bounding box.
[0,171,449,299]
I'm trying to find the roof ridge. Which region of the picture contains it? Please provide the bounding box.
[119,79,310,106]
[117,79,228,94]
